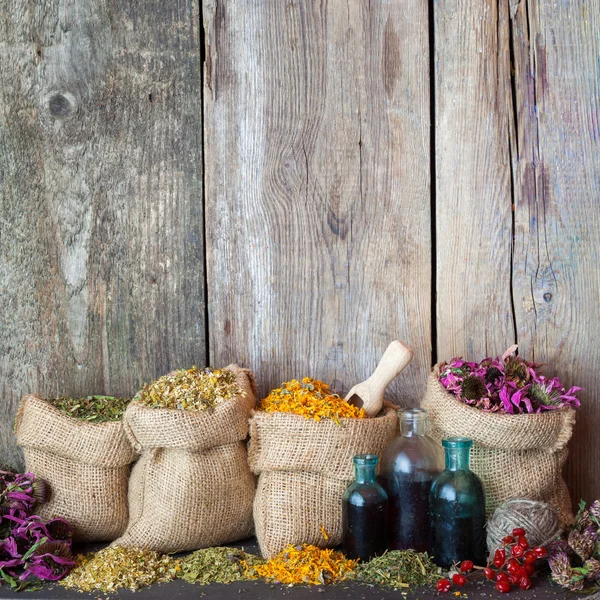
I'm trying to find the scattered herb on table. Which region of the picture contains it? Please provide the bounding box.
[547,499,600,592]
[245,544,357,585]
[136,366,242,411]
[353,550,442,589]
[0,470,47,519]
[258,378,365,423]
[180,546,264,585]
[48,396,131,422]
[438,345,581,414]
[59,546,180,593]
[0,514,74,590]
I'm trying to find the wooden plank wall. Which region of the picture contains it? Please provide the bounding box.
[0,0,599,503]
[0,0,205,468]
[435,0,600,506]
[203,0,431,403]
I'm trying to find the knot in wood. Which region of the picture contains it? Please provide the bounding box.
[47,92,77,119]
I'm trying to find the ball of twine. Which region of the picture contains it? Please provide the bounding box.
[486,498,562,552]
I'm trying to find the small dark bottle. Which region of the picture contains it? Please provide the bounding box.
[380,408,443,552]
[342,454,388,561]
[430,437,486,568]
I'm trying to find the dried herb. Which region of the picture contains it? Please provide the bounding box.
[59,546,180,593]
[180,546,263,585]
[245,544,357,586]
[548,499,600,592]
[258,378,365,423]
[48,396,130,422]
[353,550,441,589]
[438,346,581,414]
[136,367,242,411]
[0,515,74,590]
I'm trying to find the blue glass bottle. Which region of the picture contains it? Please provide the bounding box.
[430,437,486,567]
[342,454,388,561]
[380,408,443,552]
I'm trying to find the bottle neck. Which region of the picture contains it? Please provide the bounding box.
[355,463,377,484]
[445,447,470,471]
[400,410,427,437]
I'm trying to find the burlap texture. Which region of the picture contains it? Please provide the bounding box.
[421,366,576,526]
[116,364,256,553]
[248,406,398,558]
[15,394,136,541]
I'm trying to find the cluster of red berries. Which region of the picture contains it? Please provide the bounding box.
[435,527,548,594]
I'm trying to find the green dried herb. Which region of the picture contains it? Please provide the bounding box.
[136,366,242,411]
[180,547,264,585]
[353,550,442,589]
[48,395,130,422]
[59,546,180,593]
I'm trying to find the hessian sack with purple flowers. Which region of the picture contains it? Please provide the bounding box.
[15,394,137,541]
[422,365,575,526]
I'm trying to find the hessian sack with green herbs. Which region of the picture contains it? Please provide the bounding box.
[116,365,256,553]
[15,394,136,541]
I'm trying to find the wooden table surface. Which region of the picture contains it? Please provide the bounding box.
[0,539,586,600]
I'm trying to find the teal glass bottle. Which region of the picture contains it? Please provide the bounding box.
[430,437,486,567]
[342,455,388,561]
[380,408,443,552]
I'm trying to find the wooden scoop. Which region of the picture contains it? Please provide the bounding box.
[345,341,414,417]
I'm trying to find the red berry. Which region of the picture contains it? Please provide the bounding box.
[511,544,524,557]
[533,546,547,559]
[460,560,474,573]
[525,564,535,576]
[493,548,506,567]
[508,574,520,585]
[502,535,515,544]
[484,567,496,581]
[518,566,529,578]
[512,527,526,537]
[452,573,467,586]
[506,558,520,574]
[496,580,512,593]
[496,572,509,582]
[517,535,529,549]
[524,551,537,564]
[437,578,452,593]
[519,576,532,590]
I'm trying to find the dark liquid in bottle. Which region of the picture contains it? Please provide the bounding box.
[383,477,435,552]
[431,501,486,568]
[342,495,387,562]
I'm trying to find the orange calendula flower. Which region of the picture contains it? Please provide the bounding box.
[245,544,357,586]
[258,377,365,423]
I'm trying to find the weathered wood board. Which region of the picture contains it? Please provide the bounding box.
[0,0,205,469]
[434,0,516,360]
[203,0,431,404]
[435,0,600,503]
[510,0,600,506]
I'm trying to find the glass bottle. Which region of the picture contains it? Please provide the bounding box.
[380,408,443,552]
[342,454,388,561]
[430,437,486,568]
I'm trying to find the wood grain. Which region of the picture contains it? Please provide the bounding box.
[435,0,516,360]
[0,0,205,468]
[203,0,431,404]
[510,0,600,504]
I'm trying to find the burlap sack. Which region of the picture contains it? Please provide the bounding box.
[14,394,136,541]
[116,364,256,553]
[248,406,398,558]
[421,365,576,526]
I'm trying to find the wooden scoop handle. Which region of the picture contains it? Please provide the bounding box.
[368,340,414,397]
